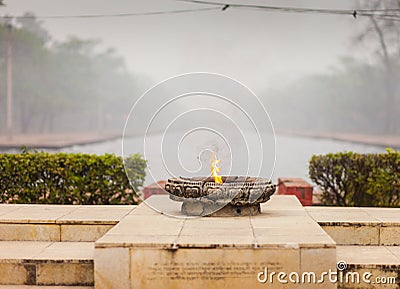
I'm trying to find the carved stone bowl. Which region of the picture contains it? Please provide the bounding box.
[164,176,276,217]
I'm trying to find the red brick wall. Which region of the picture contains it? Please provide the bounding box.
[277,178,313,206]
[143,180,168,200]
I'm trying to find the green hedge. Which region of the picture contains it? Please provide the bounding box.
[0,152,146,205]
[309,149,400,207]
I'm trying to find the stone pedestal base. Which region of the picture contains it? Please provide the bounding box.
[181,201,261,217]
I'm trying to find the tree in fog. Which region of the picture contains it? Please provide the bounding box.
[267,1,400,135]
[16,12,50,43]
[0,14,141,134]
[268,58,393,134]
[355,0,400,133]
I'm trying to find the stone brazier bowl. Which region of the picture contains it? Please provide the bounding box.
[164,176,276,217]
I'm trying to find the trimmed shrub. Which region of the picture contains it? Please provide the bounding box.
[0,152,146,205]
[309,149,400,207]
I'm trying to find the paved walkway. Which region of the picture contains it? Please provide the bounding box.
[279,130,400,149]
[0,132,121,150]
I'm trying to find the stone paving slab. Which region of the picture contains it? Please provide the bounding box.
[306,206,400,225]
[358,207,400,224]
[0,205,135,225]
[0,242,52,260]
[0,241,94,286]
[0,205,78,224]
[31,242,94,261]
[386,246,400,260]
[57,206,135,224]
[337,246,400,266]
[306,207,381,224]
[0,205,26,216]
[262,193,305,209]
[0,241,93,261]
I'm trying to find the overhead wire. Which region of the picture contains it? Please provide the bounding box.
[178,0,400,20]
[0,7,220,19]
[0,0,399,21]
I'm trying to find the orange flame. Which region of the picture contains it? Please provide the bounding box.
[211,152,223,184]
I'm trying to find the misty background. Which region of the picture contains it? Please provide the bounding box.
[0,0,399,184]
[1,0,399,135]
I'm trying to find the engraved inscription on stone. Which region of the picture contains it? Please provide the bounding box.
[146,261,276,282]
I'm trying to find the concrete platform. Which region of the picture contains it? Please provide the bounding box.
[306,207,400,245]
[95,195,337,289]
[0,198,399,288]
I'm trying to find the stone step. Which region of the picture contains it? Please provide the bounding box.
[306,207,400,245]
[0,204,135,242]
[337,245,400,289]
[0,241,94,286]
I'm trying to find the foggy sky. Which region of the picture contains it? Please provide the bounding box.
[1,0,374,93]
